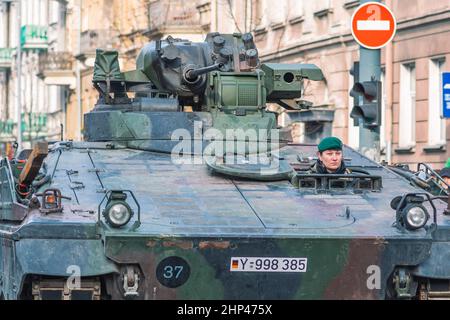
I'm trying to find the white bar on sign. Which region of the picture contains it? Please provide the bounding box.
[357,20,390,31]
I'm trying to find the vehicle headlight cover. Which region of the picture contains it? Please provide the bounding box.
[104,202,133,228]
[404,204,429,230]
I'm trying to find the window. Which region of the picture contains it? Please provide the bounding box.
[9,3,18,48]
[288,0,303,20]
[270,0,287,25]
[253,0,269,28]
[0,4,5,47]
[399,63,416,148]
[49,1,59,25]
[301,1,314,34]
[82,2,89,32]
[22,0,31,25]
[21,0,47,26]
[39,0,47,26]
[428,58,446,147]
[48,85,62,113]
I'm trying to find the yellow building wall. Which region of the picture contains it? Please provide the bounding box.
[65,0,149,141]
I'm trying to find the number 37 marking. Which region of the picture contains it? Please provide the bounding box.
[163,265,184,279]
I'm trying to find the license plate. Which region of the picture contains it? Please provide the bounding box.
[230,257,308,272]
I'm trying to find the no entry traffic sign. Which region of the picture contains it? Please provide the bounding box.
[351,2,396,49]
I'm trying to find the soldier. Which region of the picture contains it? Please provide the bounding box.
[309,136,351,174]
[439,167,450,187]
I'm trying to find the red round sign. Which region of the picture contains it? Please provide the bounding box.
[351,2,396,49]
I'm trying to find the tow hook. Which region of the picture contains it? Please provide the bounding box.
[393,268,412,298]
[123,266,139,298]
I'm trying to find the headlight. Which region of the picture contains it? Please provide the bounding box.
[104,202,133,228]
[403,204,429,230]
[391,193,436,232]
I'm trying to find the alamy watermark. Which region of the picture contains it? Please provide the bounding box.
[170,121,281,174]
[66,265,81,290]
[366,265,381,290]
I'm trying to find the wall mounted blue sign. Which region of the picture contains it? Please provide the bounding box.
[443,72,450,118]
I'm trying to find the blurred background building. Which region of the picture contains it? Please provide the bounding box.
[0,0,449,168]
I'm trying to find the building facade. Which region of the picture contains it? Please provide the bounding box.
[1,0,450,169]
[200,0,450,168]
[0,0,70,155]
[0,0,208,149]
[64,0,206,140]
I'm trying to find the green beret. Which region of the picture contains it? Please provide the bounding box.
[440,167,450,178]
[318,137,343,152]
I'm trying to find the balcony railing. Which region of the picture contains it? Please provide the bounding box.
[0,114,48,142]
[22,113,47,134]
[38,52,73,74]
[0,48,13,69]
[0,120,15,136]
[21,25,48,50]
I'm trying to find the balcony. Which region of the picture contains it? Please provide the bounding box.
[77,29,118,65]
[38,52,75,88]
[144,0,203,39]
[22,113,48,140]
[21,25,48,50]
[0,114,48,143]
[0,48,13,69]
[0,120,15,142]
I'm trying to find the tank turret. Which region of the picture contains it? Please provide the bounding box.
[3,32,450,302]
[85,32,324,160]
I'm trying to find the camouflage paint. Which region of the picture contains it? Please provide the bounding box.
[1,32,450,300]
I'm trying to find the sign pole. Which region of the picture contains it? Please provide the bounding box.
[359,45,381,162]
[350,0,396,162]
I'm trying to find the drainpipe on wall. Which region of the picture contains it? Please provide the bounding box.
[76,0,82,141]
[16,0,22,150]
[385,0,393,164]
[4,1,10,120]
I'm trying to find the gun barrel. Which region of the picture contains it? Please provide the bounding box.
[185,63,223,81]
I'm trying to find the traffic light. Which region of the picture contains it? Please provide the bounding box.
[349,61,382,128]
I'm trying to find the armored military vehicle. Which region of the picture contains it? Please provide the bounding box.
[388,162,449,197]
[1,33,450,300]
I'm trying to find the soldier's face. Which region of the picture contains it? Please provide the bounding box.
[444,176,450,186]
[318,149,343,172]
